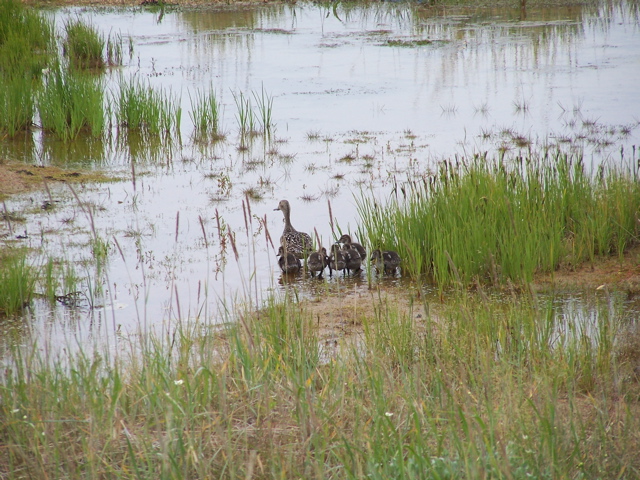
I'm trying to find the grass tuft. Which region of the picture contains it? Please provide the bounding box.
[358,151,640,287]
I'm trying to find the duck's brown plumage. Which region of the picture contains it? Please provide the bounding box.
[342,243,362,274]
[338,234,366,261]
[370,249,401,275]
[277,246,302,274]
[328,243,346,276]
[274,200,313,259]
[307,246,328,278]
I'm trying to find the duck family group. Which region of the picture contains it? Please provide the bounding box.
[274,199,401,278]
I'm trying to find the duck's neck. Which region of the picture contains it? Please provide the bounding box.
[282,209,295,232]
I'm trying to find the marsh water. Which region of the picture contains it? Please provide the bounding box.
[1,0,639,357]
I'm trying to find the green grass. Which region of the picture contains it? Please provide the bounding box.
[0,0,54,78]
[38,66,105,141]
[0,74,34,137]
[358,152,640,287]
[189,85,221,140]
[0,0,54,136]
[115,76,182,137]
[232,90,257,137]
[1,289,639,478]
[0,249,36,316]
[63,18,106,70]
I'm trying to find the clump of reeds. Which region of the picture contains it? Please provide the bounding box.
[0,75,34,136]
[0,0,54,137]
[37,66,105,140]
[62,18,105,70]
[189,85,221,140]
[232,90,257,137]
[358,151,640,286]
[106,31,131,67]
[0,249,36,316]
[0,0,54,78]
[115,76,182,138]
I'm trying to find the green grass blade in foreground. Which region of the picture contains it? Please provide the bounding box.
[1,292,640,477]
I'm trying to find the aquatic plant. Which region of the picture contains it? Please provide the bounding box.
[0,74,34,137]
[358,151,640,286]
[188,86,221,140]
[63,18,105,70]
[232,90,257,137]
[253,84,274,134]
[115,76,181,138]
[0,0,54,78]
[0,249,36,316]
[106,31,131,67]
[38,66,105,141]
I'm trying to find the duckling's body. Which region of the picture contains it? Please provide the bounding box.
[277,246,302,274]
[274,199,313,259]
[328,243,347,276]
[342,243,362,274]
[307,247,328,278]
[338,234,366,261]
[371,249,401,275]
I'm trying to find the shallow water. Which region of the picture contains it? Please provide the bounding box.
[1,0,639,356]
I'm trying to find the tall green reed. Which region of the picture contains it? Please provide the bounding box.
[253,84,274,135]
[358,152,640,287]
[232,90,257,137]
[0,0,54,78]
[63,18,105,70]
[0,249,36,316]
[115,76,182,138]
[188,85,221,140]
[0,74,34,137]
[38,66,105,141]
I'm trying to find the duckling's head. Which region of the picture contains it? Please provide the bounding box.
[338,234,352,244]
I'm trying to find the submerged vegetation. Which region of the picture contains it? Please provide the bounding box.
[360,152,640,288]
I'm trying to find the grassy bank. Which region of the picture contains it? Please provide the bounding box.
[359,151,640,288]
[1,290,639,478]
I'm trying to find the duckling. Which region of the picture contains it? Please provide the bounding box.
[338,234,366,261]
[307,246,328,278]
[370,249,401,275]
[342,242,362,274]
[274,199,313,259]
[277,246,302,274]
[328,243,346,276]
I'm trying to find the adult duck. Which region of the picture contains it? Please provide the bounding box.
[274,199,313,259]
